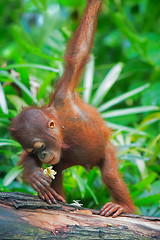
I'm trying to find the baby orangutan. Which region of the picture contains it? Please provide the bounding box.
[10,0,135,217]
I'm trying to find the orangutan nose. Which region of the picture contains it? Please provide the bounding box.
[33,141,46,149]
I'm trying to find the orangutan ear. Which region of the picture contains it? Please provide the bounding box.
[48,120,56,129]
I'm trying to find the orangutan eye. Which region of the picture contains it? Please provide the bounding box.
[48,120,56,129]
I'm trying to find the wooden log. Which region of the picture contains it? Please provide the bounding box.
[0,192,160,239]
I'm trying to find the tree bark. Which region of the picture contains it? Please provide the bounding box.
[0,192,160,239]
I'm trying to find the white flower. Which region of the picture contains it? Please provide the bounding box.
[70,200,83,207]
[43,166,57,180]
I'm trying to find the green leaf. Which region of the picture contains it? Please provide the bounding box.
[98,83,150,112]
[0,83,8,114]
[37,72,57,100]
[0,71,37,104]
[83,55,94,104]
[85,183,98,205]
[149,134,160,166]
[111,12,148,58]
[141,82,160,106]
[59,0,84,7]
[91,63,123,107]
[0,139,21,147]
[10,25,60,61]
[119,154,149,162]
[135,194,160,206]
[101,106,159,118]
[31,0,47,10]
[6,95,28,112]
[133,173,157,192]
[140,112,160,129]
[72,169,85,198]
[0,113,14,118]
[3,166,23,186]
[0,64,59,73]
[106,121,148,136]
[151,180,160,195]
[135,157,148,180]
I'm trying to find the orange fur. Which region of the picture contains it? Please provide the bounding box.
[10,0,135,216]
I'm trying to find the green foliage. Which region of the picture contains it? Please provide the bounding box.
[0,0,160,217]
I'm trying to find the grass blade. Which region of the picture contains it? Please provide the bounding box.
[135,194,160,206]
[133,172,157,193]
[1,72,37,104]
[37,72,57,100]
[102,106,159,118]
[0,83,9,114]
[98,83,150,112]
[85,183,98,204]
[3,166,23,186]
[91,62,123,107]
[0,63,59,73]
[83,55,94,103]
[0,139,21,147]
[106,121,148,136]
[72,169,85,198]
[6,95,28,112]
[149,134,160,166]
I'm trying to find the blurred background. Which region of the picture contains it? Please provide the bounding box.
[0,0,160,216]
